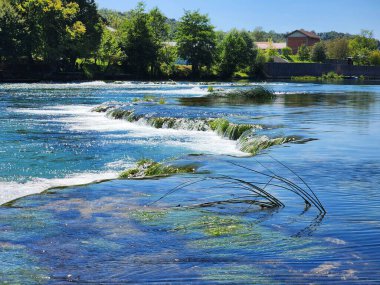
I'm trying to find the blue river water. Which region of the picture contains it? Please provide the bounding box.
[1,81,380,283]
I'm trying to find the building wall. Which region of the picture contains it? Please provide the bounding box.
[287,37,308,54]
[286,32,320,54]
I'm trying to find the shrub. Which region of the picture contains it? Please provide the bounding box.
[282,47,292,58]
[311,42,327,62]
[369,50,380,65]
[297,44,310,61]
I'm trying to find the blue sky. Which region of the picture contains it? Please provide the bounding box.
[95,0,380,39]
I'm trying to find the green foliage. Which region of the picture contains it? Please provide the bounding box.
[1,0,101,67]
[98,8,129,30]
[119,3,172,77]
[311,42,327,62]
[318,31,355,41]
[282,47,292,58]
[297,44,310,61]
[326,38,350,60]
[97,28,125,71]
[218,29,249,78]
[369,50,380,66]
[349,30,378,65]
[250,26,285,42]
[119,3,155,77]
[252,50,268,78]
[0,0,23,61]
[291,76,319,82]
[67,0,103,62]
[176,10,216,78]
[321,71,343,81]
[147,7,170,76]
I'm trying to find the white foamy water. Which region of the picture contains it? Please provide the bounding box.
[3,104,245,204]
[12,105,245,156]
[0,172,118,205]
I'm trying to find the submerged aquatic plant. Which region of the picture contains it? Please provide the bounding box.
[119,159,196,179]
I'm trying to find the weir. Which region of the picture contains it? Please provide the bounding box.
[92,102,300,155]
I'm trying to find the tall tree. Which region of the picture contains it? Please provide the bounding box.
[148,7,169,77]
[14,0,83,65]
[0,0,23,62]
[326,38,350,60]
[119,2,155,77]
[349,30,378,65]
[218,30,257,78]
[67,0,103,63]
[176,10,216,78]
[297,44,310,61]
[97,27,125,71]
[311,42,327,62]
[219,30,247,78]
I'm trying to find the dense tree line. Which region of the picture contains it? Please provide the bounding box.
[0,0,102,69]
[1,1,379,80]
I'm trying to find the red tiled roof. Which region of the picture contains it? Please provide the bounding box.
[286,29,320,39]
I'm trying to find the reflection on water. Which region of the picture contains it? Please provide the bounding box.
[180,91,376,110]
[1,81,380,283]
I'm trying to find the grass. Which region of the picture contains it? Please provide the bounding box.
[291,76,319,82]
[119,159,196,179]
[292,72,344,82]
[321,71,343,81]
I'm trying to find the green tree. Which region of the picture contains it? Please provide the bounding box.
[240,30,257,68]
[252,50,267,78]
[282,47,292,58]
[297,44,310,61]
[65,0,103,65]
[176,10,216,78]
[369,50,380,66]
[349,30,378,65]
[0,0,23,62]
[251,26,266,41]
[97,27,125,71]
[311,42,327,62]
[14,0,84,66]
[12,0,101,69]
[148,7,169,76]
[326,38,350,60]
[218,29,248,78]
[119,2,155,77]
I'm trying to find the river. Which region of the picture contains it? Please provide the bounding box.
[1,81,379,283]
